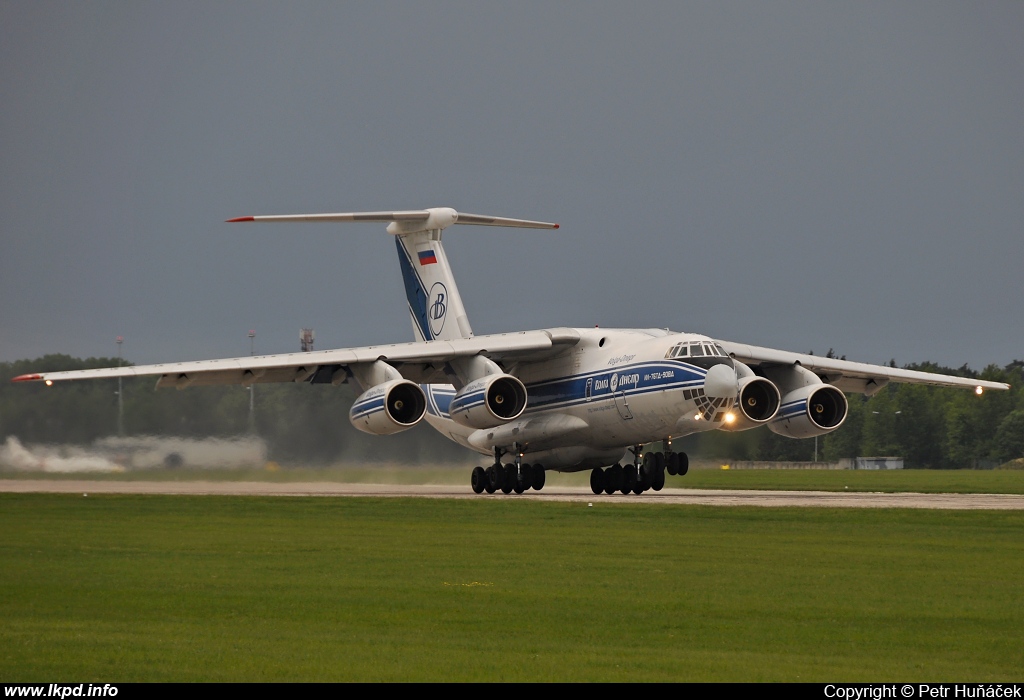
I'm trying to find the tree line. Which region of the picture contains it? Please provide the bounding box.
[1,354,1021,468]
[679,358,1023,468]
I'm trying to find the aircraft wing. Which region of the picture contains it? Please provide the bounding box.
[11,328,581,388]
[718,340,1010,395]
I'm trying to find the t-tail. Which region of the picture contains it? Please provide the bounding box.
[228,207,558,341]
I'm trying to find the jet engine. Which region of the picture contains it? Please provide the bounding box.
[349,379,427,435]
[449,373,527,429]
[737,376,781,423]
[721,375,782,431]
[717,362,781,431]
[767,383,848,438]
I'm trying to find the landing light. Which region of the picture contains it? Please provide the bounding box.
[45,380,53,387]
[724,412,736,424]
[975,386,984,395]
[694,413,702,421]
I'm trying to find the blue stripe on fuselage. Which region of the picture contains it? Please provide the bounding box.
[423,360,707,419]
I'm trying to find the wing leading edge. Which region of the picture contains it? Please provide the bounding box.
[718,340,1010,394]
[11,329,581,388]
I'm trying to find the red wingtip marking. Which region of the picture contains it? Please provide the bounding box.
[11,374,43,383]
[226,216,255,223]
[553,224,560,229]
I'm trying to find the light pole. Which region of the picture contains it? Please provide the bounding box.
[248,329,256,434]
[116,335,124,436]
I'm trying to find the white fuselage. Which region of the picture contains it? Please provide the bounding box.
[422,328,736,471]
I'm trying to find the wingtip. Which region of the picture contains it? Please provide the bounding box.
[11,373,43,383]
[226,216,255,223]
[553,224,560,229]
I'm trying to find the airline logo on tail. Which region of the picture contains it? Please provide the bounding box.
[428,283,447,336]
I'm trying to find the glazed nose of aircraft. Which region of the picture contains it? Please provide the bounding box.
[703,363,737,399]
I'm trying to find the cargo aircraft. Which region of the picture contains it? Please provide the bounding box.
[13,208,1010,495]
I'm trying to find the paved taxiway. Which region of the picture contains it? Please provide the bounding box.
[3,480,1023,509]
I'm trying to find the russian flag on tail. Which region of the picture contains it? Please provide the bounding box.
[418,249,437,266]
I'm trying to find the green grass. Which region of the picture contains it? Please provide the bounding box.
[1,495,1021,681]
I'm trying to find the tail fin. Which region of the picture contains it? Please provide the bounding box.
[228,206,558,342]
[395,231,472,341]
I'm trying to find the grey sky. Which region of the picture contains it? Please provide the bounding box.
[2,2,1021,370]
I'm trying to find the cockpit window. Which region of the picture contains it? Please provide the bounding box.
[666,342,694,359]
[670,341,726,359]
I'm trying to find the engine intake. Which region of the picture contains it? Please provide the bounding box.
[737,376,781,423]
[449,374,527,429]
[349,379,426,435]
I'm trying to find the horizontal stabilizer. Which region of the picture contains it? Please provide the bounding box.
[226,211,430,224]
[227,207,558,234]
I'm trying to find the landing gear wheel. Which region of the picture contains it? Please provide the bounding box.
[471,466,486,494]
[666,452,680,476]
[621,464,637,495]
[590,468,605,495]
[501,464,516,494]
[531,464,546,491]
[519,463,533,492]
[678,452,689,476]
[608,463,623,492]
[513,475,526,494]
[603,469,617,495]
[632,480,645,495]
[639,455,655,490]
[652,465,665,491]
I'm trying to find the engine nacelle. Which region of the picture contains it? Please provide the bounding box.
[449,374,527,429]
[768,384,848,438]
[349,379,426,435]
[722,376,782,431]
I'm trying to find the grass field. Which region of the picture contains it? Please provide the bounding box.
[1,494,1021,681]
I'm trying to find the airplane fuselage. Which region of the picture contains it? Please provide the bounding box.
[423,327,736,470]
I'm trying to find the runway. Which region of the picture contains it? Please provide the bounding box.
[3,479,1023,510]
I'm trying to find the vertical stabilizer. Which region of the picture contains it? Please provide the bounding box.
[395,231,473,341]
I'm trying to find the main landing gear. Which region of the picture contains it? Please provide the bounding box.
[589,445,689,496]
[471,445,545,496]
